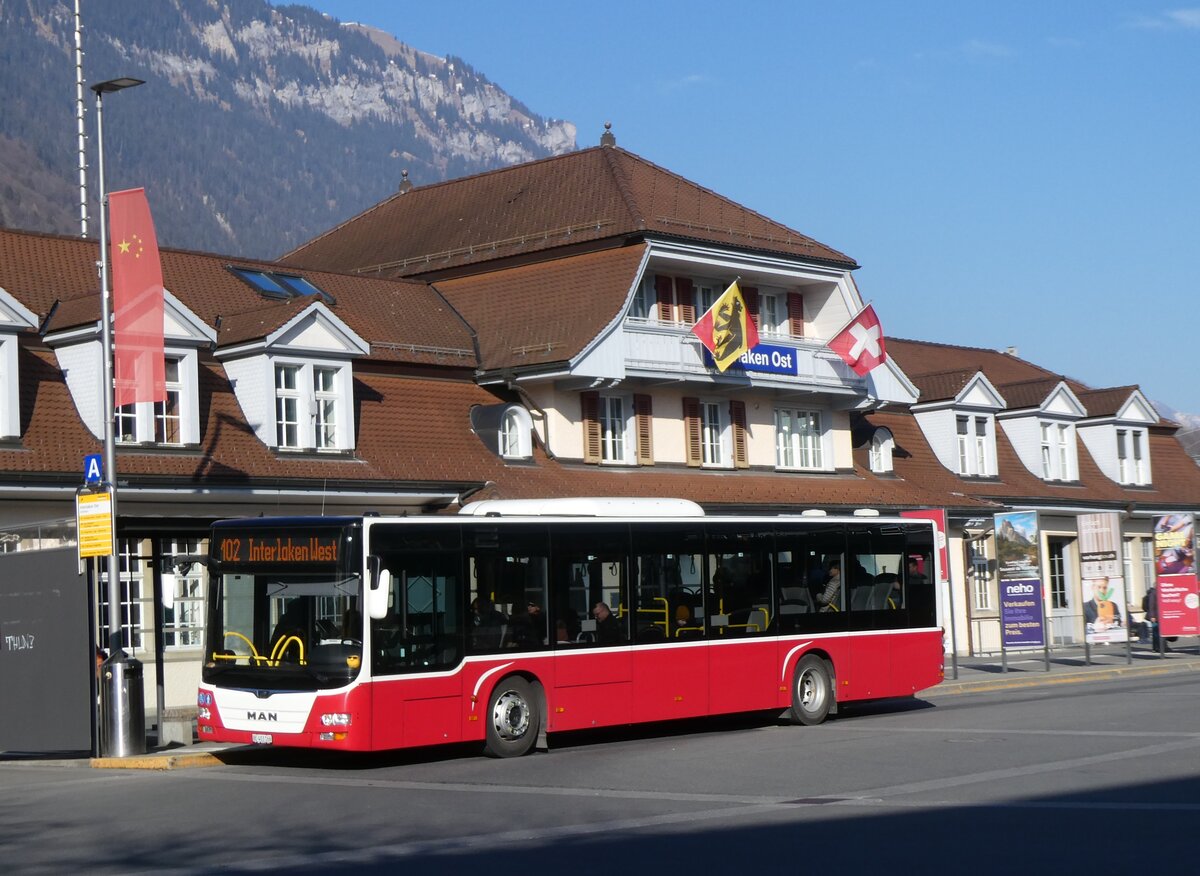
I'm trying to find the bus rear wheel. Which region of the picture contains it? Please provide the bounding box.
[483,676,539,758]
[790,655,833,726]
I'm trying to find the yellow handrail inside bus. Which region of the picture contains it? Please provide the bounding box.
[269,635,306,666]
[214,631,265,665]
[636,597,670,634]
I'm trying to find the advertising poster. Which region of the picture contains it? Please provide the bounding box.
[1153,514,1200,637]
[995,511,1044,648]
[1079,512,1129,644]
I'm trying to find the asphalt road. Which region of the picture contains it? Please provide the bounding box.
[3,673,1199,874]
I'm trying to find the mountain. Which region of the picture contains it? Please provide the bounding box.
[0,0,576,259]
[1155,402,1200,464]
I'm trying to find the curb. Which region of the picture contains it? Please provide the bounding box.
[90,751,226,770]
[930,659,1200,696]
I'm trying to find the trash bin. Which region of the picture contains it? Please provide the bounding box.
[99,654,146,757]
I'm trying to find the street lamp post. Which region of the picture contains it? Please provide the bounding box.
[92,76,144,757]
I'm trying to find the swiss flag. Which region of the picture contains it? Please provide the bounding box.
[828,304,887,376]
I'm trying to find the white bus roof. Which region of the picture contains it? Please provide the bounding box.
[458,497,705,518]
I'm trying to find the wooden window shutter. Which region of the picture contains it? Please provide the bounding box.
[581,391,601,464]
[742,286,760,330]
[634,394,654,465]
[730,400,749,469]
[654,275,674,322]
[787,291,805,337]
[676,278,695,325]
[683,397,702,467]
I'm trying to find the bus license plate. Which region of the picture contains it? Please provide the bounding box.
[251,733,273,745]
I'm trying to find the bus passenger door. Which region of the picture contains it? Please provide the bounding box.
[549,525,633,731]
[705,525,777,714]
[368,525,465,750]
[629,526,709,722]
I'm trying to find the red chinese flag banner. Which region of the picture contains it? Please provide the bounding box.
[691,280,761,372]
[109,188,166,407]
[828,304,887,376]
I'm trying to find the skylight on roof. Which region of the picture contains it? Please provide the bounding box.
[228,266,336,305]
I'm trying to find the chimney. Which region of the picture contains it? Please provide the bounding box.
[398,169,413,193]
[1003,346,1018,356]
[600,121,616,147]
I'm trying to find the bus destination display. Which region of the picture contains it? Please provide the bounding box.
[216,533,339,564]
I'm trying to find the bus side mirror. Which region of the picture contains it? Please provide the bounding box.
[367,555,390,620]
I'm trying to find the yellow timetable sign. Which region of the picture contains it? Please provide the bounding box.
[77,489,114,558]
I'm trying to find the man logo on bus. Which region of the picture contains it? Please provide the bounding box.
[247,711,278,722]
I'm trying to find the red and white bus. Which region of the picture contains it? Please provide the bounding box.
[197,498,943,756]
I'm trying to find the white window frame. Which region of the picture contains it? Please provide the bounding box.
[775,407,826,471]
[956,414,993,476]
[270,357,353,452]
[700,400,729,468]
[693,280,720,318]
[499,406,533,460]
[629,276,654,320]
[869,428,894,474]
[0,337,13,438]
[162,538,205,650]
[97,539,145,652]
[599,395,633,464]
[114,349,199,446]
[313,365,338,450]
[969,539,993,611]
[758,290,790,337]
[1040,420,1075,481]
[1117,427,1148,485]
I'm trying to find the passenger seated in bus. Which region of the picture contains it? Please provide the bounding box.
[555,620,571,643]
[592,601,623,644]
[506,601,545,648]
[470,596,505,650]
[815,561,842,612]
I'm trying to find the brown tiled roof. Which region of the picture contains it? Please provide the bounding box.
[888,338,1060,385]
[995,378,1062,411]
[1076,386,1141,419]
[889,338,1168,424]
[281,146,856,278]
[433,245,646,371]
[0,228,476,369]
[861,407,1200,511]
[908,369,979,404]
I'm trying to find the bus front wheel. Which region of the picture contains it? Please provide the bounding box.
[790,655,833,726]
[483,676,539,758]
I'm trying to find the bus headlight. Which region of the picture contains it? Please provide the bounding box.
[320,713,351,727]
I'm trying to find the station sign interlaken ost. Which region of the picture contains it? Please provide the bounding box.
[703,342,798,376]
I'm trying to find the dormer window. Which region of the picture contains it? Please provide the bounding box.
[869,428,894,474]
[499,407,533,459]
[0,288,39,439]
[115,352,197,445]
[273,360,351,451]
[957,415,992,476]
[1040,421,1076,481]
[1117,428,1147,485]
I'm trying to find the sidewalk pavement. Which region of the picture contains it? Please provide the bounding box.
[7,639,1200,770]
[934,637,1200,695]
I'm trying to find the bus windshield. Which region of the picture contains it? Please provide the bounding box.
[203,522,363,690]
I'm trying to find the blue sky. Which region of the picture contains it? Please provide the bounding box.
[302,1,1200,414]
